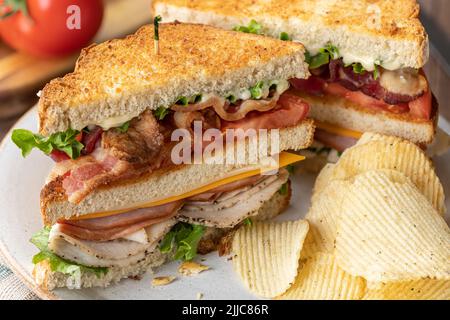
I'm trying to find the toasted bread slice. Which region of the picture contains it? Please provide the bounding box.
[301,91,438,145]
[38,22,309,135]
[41,120,313,225]
[153,0,429,71]
[33,185,291,290]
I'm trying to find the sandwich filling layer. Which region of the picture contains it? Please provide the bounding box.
[25,79,310,204]
[45,169,289,268]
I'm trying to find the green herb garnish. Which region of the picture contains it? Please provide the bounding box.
[243,218,253,226]
[160,222,205,261]
[373,62,381,80]
[249,81,264,99]
[190,94,202,104]
[352,63,366,74]
[280,32,291,41]
[305,44,340,69]
[176,96,189,106]
[30,227,107,278]
[233,19,262,34]
[12,128,84,159]
[226,94,238,104]
[154,106,170,120]
[116,121,130,133]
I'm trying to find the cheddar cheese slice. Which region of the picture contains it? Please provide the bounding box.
[315,121,362,139]
[71,152,304,220]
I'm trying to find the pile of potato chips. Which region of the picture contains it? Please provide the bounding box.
[231,133,450,300]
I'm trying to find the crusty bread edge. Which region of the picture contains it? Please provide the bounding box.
[41,120,314,225]
[38,23,309,136]
[33,185,291,290]
[153,2,429,70]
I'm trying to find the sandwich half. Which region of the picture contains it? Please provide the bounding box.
[154,0,438,153]
[12,23,314,289]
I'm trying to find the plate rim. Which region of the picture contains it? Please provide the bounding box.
[1,107,449,300]
[0,106,58,300]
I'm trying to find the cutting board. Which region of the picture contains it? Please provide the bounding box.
[0,0,153,119]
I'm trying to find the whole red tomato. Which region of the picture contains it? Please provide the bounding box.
[0,0,103,57]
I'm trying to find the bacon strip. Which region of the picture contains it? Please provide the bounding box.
[170,94,280,122]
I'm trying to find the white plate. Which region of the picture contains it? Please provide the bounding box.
[0,108,449,300]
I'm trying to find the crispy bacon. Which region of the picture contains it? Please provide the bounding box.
[221,92,309,131]
[305,59,427,107]
[170,94,280,122]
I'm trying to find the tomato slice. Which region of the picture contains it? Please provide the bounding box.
[408,90,432,120]
[221,93,310,131]
[324,82,409,114]
[50,149,70,162]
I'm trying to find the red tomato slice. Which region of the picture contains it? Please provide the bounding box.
[408,90,432,120]
[50,149,70,162]
[324,82,409,114]
[221,93,310,131]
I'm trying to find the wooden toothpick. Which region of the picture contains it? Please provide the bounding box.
[154,15,162,55]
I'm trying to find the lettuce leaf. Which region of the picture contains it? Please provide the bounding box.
[116,121,130,133]
[233,20,262,34]
[159,222,205,261]
[30,227,108,278]
[11,128,84,159]
[305,44,340,69]
[153,106,170,120]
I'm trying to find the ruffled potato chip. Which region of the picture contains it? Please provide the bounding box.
[329,138,445,215]
[279,253,366,300]
[231,220,309,298]
[303,180,349,257]
[336,170,450,283]
[363,279,450,300]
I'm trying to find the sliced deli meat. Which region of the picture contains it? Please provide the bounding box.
[178,169,289,228]
[58,200,183,241]
[48,219,176,268]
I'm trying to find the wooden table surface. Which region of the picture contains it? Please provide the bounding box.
[0,1,448,141]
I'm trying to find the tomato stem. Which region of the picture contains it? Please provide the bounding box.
[0,0,28,20]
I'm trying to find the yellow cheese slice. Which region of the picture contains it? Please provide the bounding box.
[71,152,304,221]
[315,121,362,139]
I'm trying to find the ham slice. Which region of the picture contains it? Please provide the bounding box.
[58,200,183,242]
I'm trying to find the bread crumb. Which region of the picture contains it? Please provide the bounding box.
[197,292,204,300]
[152,276,176,286]
[178,261,210,276]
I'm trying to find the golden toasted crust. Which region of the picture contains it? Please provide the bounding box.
[154,0,429,70]
[38,22,308,135]
[154,0,424,40]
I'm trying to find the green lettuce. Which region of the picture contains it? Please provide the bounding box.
[305,44,340,69]
[153,106,170,120]
[11,128,84,159]
[30,227,108,278]
[233,19,262,34]
[160,223,205,261]
[116,121,130,133]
